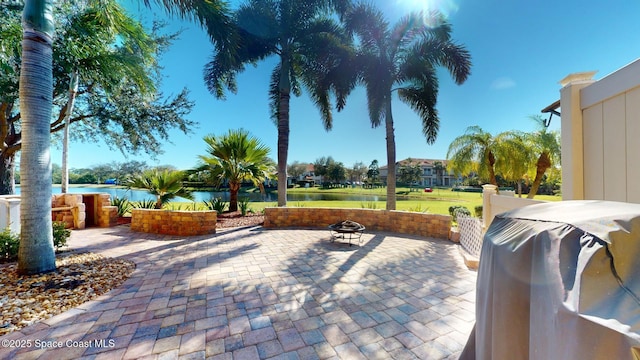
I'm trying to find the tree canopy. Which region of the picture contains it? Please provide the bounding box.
[0,0,196,194]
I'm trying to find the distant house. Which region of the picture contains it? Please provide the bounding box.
[288,164,321,187]
[379,158,460,187]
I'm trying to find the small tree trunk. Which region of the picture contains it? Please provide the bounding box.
[527,153,551,199]
[0,152,16,195]
[229,182,240,212]
[385,102,396,210]
[517,180,522,198]
[61,70,78,194]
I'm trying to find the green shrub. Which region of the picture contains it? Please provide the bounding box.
[133,199,157,209]
[408,204,429,213]
[0,228,19,261]
[0,222,70,261]
[111,196,132,216]
[474,205,483,218]
[448,205,471,222]
[204,197,227,213]
[360,201,378,209]
[239,197,251,216]
[52,221,70,250]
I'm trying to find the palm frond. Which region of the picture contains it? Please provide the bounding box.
[411,37,471,85]
[145,0,234,48]
[344,3,389,55]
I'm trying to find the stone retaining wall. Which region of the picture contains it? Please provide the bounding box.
[131,209,217,236]
[264,207,451,239]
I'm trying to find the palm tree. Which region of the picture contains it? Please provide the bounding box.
[196,129,272,212]
[17,0,57,275]
[524,115,561,198]
[344,4,472,210]
[126,169,193,209]
[204,0,352,207]
[433,160,445,186]
[14,0,232,275]
[446,125,529,187]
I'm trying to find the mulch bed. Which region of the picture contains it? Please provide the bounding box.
[216,211,264,228]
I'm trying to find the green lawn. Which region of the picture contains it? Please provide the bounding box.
[169,186,561,216]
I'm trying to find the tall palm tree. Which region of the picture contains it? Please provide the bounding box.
[204,0,352,207]
[126,169,193,209]
[344,4,472,210]
[196,129,272,212]
[446,125,529,187]
[524,115,561,198]
[15,0,232,275]
[18,0,57,275]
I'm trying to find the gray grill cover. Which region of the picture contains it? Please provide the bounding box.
[460,201,640,360]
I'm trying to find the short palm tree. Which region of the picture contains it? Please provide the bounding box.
[344,3,472,210]
[196,129,272,212]
[524,115,561,198]
[447,126,529,186]
[126,169,193,209]
[204,0,352,207]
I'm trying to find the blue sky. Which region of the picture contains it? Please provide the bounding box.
[50,0,640,171]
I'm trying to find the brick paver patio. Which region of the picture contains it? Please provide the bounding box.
[0,225,476,360]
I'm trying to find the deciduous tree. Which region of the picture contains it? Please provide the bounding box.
[0,0,195,195]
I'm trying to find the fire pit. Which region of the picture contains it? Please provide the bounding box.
[328,220,365,246]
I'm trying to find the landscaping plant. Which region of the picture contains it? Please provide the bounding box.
[474,205,483,218]
[204,197,228,213]
[449,205,471,222]
[111,196,132,216]
[238,197,251,216]
[0,228,20,261]
[133,199,158,209]
[1,222,69,261]
[52,221,71,250]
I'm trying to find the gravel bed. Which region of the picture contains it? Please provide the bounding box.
[0,253,135,336]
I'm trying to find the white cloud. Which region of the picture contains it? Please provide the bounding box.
[490,77,516,90]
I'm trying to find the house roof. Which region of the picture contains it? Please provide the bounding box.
[380,158,449,169]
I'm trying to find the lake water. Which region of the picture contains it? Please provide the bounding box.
[15,186,388,203]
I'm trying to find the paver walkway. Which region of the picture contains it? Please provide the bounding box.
[0,225,477,360]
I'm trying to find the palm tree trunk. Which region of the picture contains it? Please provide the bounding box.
[18,0,57,275]
[61,70,79,194]
[277,55,291,207]
[385,102,396,210]
[487,151,498,186]
[229,182,240,212]
[527,153,550,199]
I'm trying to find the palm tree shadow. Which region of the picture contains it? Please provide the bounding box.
[287,232,386,298]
